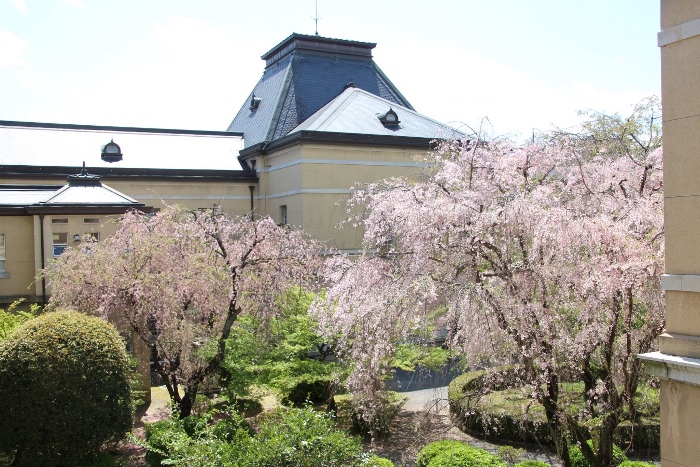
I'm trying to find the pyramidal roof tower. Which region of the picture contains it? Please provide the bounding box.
[228,33,415,148]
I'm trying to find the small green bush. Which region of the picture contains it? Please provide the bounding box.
[351,391,406,437]
[429,446,507,467]
[514,461,550,467]
[618,462,658,467]
[498,445,525,464]
[417,440,473,467]
[0,310,133,466]
[365,455,395,466]
[283,379,330,405]
[569,440,627,467]
[243,407,367,466]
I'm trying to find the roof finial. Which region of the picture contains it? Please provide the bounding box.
[312,0,321,36]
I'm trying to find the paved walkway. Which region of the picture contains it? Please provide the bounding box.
[390,386,563,466]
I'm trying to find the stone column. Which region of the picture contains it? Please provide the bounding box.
[639,3,700,466]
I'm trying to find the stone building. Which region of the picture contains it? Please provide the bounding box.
[0,33,461,305]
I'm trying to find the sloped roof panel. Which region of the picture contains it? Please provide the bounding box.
[226,54,293,146]
[291,88,463,140]
[43,183,140,206]
[270,55,411,141]
[0,189,55,206]
[0,123,245,171]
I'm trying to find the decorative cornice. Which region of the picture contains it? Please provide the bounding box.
[658,17,700,47]
[639,351,700,387]
[262,33,376,68]
[660,273,700,292]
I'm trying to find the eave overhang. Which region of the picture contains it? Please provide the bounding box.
[0,165,258,182]
[238,130,440,161]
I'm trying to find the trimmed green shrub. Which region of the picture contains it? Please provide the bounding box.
[0,310,133,466]
[417,440,473,467]
[514,461,550,467]
[618,461,658,467]
[428,445,507,467]
[242,407,367,466]
[569,440,627,467]
[365,455,395,466]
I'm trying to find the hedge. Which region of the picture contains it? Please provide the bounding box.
[448,369,660,453]
[416,440,506,467]
[0,310,133,466]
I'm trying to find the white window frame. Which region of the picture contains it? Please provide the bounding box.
[53,232,68,257]
[0,234,7,278]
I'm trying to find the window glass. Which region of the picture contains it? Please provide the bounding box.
[53,232,68,257]
[280,205,288,225]
[51,218,68,224]
[83,218,100,224]
[0,234,5,271]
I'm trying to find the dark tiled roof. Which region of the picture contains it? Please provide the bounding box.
[228,34,414,148]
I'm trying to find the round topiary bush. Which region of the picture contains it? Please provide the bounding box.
[0,310,133,466]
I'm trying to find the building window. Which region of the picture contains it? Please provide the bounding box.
[53,232,68,257]
[51,218,68,224]
[85,232,100,242]
[83,217,100,224]
[280,205,288,225]
[0,234,6,273]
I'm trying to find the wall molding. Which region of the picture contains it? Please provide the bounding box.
[262,188,351,200]
[660,273,700,292]
[658,17,700,47]
[258,158,428,173]
[639,351,700,387]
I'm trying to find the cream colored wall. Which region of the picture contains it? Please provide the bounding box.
[657,2,700,466]
[659,2,700,354]
[0,212,144,303]
[255,142,426,250]
[106,180,254,218]
[0,216,36,303]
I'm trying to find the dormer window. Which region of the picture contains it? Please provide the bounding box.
[249,94,262,111]
[377,108,400,126]
[101,139,122,162]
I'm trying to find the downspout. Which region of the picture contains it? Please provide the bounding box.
[39,213,46,304]
[248,185,255,219]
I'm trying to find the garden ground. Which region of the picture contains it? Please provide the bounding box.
[112,385,565,466]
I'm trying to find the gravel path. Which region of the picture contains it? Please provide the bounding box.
[366,385,562,466]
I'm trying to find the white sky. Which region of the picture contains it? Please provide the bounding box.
[0,0,661,141]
